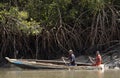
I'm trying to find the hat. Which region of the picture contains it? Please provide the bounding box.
[69,50,73,52]
[69,49,73,53]
[96,51,100,54]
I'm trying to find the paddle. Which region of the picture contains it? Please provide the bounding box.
[61,57,68,66]
[61,57,71,71]
[88,56,95,64]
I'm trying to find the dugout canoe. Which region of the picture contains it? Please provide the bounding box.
[5,57,104,70]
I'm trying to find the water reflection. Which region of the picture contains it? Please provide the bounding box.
[95,70,104,78]
[0,69,120,78]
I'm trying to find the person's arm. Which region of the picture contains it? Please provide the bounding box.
[89,56,95,64]
[71,54,75,62]
[61,57,68,60]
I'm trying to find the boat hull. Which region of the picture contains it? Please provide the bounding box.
[5,57,104,70]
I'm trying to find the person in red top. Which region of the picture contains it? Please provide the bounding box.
[89,51,102,66]
[95,51,102,66]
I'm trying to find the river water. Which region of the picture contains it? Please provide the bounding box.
[0,69,120,78]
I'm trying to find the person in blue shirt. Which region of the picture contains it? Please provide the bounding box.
[68,50,76,66]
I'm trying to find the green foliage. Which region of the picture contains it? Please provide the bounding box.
[80,0,111,13]
[24,0,78,26]
[18,11,28,20]
[20,20,41,35]
[0,6,41,35]
[0,3,5,8]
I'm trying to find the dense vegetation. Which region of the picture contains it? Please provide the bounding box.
[0,0,120,59]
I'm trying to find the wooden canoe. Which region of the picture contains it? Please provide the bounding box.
[5,57,104,70]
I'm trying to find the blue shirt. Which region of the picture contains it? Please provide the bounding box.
[69,54,76,66]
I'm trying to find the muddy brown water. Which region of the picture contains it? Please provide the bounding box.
[0,68,120,78]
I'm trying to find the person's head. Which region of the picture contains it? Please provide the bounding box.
[68,49,73,54]
[96,51,100,55]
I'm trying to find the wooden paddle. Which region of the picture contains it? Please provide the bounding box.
[61,57,68,66]
[88,56,95,64]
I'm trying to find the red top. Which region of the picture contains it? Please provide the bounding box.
[93,54,102,66]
